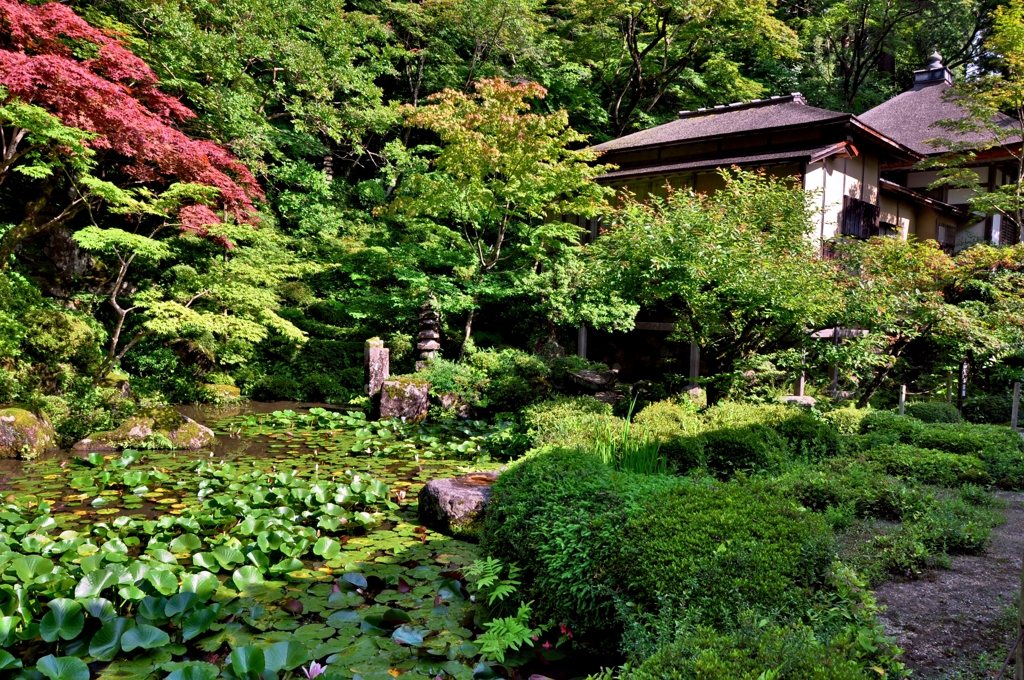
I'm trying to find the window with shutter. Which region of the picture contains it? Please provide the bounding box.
[840,195,881,238]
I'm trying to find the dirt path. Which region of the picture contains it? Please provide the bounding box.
[874,492,1024,679]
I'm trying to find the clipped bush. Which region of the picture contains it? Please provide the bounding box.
[821,406,871,436]
[627,618,871,680]
[912,423,1024,489]
[522,396,622,449]
[863,444,990,487]
[484,448,832,636]
[859,411,924,442]
[701,402,793,430]
[701,424,788,475]
[776,413,841,461]
[904,401,962,424]
[483,447,679,633]
[633,399,702,470]
[962,394,1013,425]
[778,460,930,521]
[633,398,701,440]
[621,482,833,628]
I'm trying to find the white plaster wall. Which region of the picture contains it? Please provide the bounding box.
[879,194,913,238]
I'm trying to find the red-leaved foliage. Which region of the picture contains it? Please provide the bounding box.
[0,0,262,236]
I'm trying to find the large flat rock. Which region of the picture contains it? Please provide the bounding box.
[73,406,214,451]
[418,470,500,539]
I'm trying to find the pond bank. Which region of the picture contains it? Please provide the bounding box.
[874,491,1024,678]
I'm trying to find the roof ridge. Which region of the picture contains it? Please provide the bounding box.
[677,93,808,120]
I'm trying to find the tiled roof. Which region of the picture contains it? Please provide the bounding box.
[598,145,846,181]
[592,94,849,153]
[859,82,1017,155]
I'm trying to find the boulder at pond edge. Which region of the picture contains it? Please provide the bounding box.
[418,470,500,539]
[73,406,214,451]
[380,377,430,422]
[0,408,56,459]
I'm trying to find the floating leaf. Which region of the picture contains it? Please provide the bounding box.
[40,598,84,642]
[144,569,179,596]
[165,663,219,680]
[36,655,89,680]
[392,625,425,646]
[342,572,367,589]
[75,569,116,598]
[182,608,216,641]
[229,646,265,678]
[120,623,170,652]
[313,536,341,560]
[263,640,309,672]
[89,617,134,661]
[232,566,265,591]
[0,650,20,670]
[169,534,201,554]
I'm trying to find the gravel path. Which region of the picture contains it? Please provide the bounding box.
[873,492,1024,678]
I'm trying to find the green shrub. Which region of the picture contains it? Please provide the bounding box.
[621,482,834,628]
[777,460,930,521]
[863,444,991,487]
[821,406,871,436]
[701,402,792,429]
[632,399,702,469]
[859,411,924,442]
[627,618,872,680]
[522,396,622,449]
[467,348,551,412]
[633,398,701,440]
[776,413,841,461]
[864,496,999,578]
[701,424,788,475]
[962,393,1013,425]
[414,358,488,404]
[251,374,303,401]
[904,401,962,424]
[483,447,679,633]
[911,423,1024,489]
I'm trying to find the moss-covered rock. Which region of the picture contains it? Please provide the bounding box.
[0,407,56,459]
[204,383,242,402]
[73,406,214,451]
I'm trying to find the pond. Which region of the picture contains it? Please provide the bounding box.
[0,402,591,680]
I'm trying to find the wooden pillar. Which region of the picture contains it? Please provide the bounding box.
[688,342,700,391]
[577,324,588,359]
[1012,382,1021,431]
[899,384,906,416]
[958,358,969,412]
[829,326,839,394]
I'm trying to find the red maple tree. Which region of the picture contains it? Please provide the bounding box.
[0,0,263,263]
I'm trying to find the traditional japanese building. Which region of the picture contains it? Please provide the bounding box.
[588,52,1018,254]
[577,53,1019,380]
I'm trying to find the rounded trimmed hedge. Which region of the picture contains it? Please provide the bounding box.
[904,401,962,424]
[483,447,834,635]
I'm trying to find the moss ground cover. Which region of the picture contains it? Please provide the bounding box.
[0,406,551,680]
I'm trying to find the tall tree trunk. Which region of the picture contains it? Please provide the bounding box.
[457,308,475,361]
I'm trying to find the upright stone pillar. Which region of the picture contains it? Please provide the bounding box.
[364,338,390,417]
